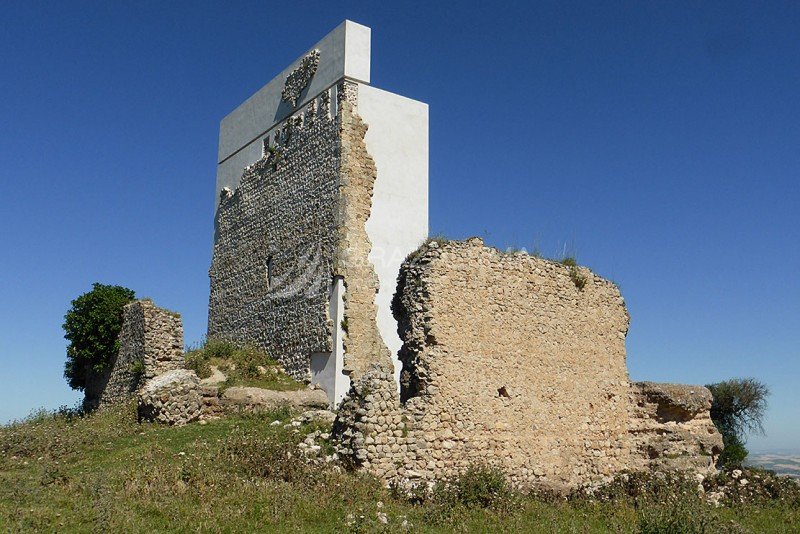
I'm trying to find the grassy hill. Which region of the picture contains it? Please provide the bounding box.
[1,404,798,533]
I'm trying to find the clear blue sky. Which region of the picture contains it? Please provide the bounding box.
[1,1,797,451]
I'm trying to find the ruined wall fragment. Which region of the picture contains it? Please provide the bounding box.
[628,381,723,474]
[91,299,184,408]
[208,92,341,379]
[334,238,723,490]
[138,369,202,426]
[335,87,393,382]
[336,238,633,489]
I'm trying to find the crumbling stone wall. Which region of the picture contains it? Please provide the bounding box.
[208,83,390,385]
[93,299,184,408]
[336,94,393,381]
[138,369,202,425]
[628,381,722,474]
[208,89,341,379]
[334,238,722,490]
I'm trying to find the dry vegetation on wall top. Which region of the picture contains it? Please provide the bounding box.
[1,403,798,532]
[409,236,593,291]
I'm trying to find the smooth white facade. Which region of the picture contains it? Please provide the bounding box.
[216,21,428,406]
[216,20,371,199]
[359,86,429,381]
[310,276,349,405]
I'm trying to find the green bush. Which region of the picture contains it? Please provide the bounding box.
[706,378,770,468]
[390,464,520,525]
[449,465,516,510]
[413,464,520,524]
[718,434,748,468]
[63,283,135,391]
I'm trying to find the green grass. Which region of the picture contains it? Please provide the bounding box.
[219,371,304,392]
[185,339,304,392]
[1,404,797,532]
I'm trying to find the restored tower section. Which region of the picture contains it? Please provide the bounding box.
[208,21,429,406]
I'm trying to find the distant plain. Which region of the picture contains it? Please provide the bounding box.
[747,451,800,479]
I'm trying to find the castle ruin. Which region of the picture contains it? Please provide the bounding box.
[92,21,722,491]
[208,21,427,406]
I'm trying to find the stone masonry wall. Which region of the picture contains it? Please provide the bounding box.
[628,381,723,474]
[335,92,393,382]
[334,238,722,491]
[96,299,184,407]
[138,369,202,426]
[208,82,391,386]
[208,89,341,379]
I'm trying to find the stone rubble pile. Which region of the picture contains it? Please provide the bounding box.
[137,369,202,425]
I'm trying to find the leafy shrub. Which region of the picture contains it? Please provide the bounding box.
[63,283,135,391]
[718,434,748,468]
[706,378,770,468]
[447,465,516,510]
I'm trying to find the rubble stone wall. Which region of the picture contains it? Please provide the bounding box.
[96,299,184,407]
[208,82,390,388]
[208,88,342,379]
[335,93,393,382]
[628,381,723,474]
[138,369,202,425]
[334,238,722,490]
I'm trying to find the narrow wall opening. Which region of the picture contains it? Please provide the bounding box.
[266,256,274,289]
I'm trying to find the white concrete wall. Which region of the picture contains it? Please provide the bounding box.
[215,21,429,400]
[358,85,429,381]
[310,276,349,407]
[216,20,371,200]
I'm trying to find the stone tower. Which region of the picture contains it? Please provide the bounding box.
[208,21,428,406]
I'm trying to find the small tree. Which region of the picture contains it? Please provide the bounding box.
[63,283,135,391]
[705,378,770,468]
